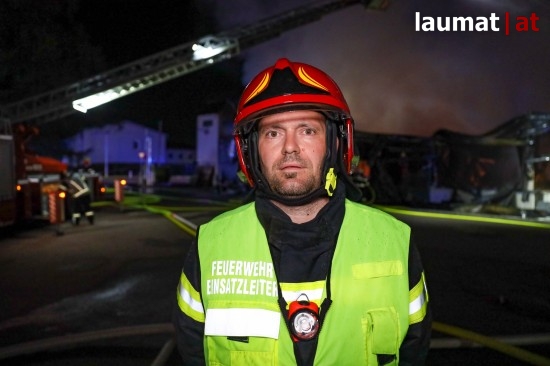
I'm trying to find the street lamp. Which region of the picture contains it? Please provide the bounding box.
[138,151,146,191]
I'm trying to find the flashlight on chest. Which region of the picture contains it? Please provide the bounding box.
[288,294,320,341]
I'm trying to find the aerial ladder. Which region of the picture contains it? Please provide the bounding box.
[0,0,388,126]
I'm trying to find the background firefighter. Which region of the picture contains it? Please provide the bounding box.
[61,171,94,225]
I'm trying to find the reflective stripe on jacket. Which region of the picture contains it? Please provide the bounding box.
[194,200,413,366]
[69,175,90,198]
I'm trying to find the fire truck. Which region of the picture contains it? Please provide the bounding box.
[0,123,16,227]
[0,119,68,227]
[0,0,388,227]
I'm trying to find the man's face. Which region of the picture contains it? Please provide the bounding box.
[257,110,327,198]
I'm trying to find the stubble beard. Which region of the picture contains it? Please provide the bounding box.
[264,156,322,197]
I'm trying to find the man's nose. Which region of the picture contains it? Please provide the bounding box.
[283,133,299,154]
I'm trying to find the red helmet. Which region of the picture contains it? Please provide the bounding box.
[234,58,356,190]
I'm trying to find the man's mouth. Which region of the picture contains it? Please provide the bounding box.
[280,164,302,171]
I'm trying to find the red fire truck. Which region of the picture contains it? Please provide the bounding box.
[0,122,68,227]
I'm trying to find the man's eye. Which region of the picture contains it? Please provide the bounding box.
[304,128,315,135]
[266,131,278,138]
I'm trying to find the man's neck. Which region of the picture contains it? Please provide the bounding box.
[270,197,330,224]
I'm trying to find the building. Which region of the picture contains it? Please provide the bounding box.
[166,147,195,167]
[195,111,239,187]
[64,120,167,185]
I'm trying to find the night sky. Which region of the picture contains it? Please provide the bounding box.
[65,0,550,145]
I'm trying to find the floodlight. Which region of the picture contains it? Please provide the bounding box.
[72,89,121,113]
[192,36,230,60]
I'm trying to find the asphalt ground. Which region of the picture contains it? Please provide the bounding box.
[0,188,549,365]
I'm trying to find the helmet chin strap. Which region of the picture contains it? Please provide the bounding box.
[255,171,337,207]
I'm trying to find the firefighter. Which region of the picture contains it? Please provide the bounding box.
[173,58,431,365]
[61,171,94,225]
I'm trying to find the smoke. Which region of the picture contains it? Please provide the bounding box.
[210,0,550,137]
